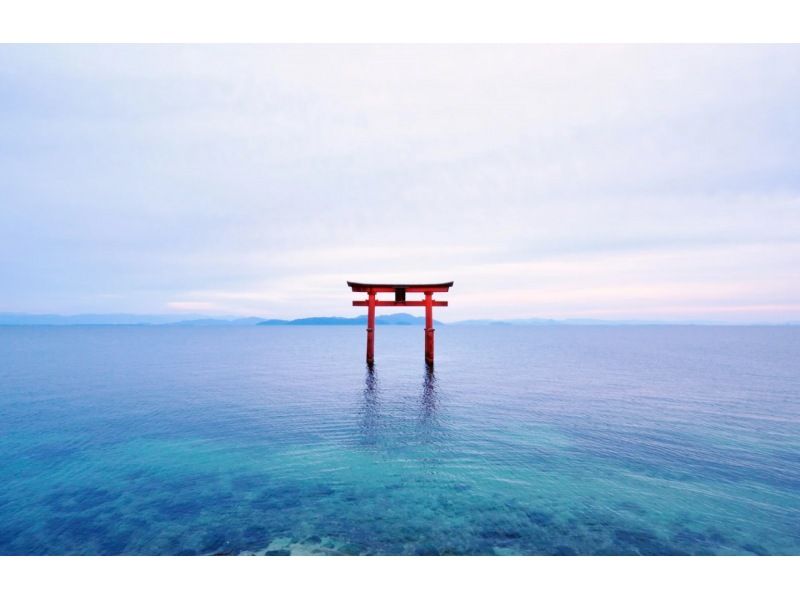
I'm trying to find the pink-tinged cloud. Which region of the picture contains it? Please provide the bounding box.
[1,45,799,321]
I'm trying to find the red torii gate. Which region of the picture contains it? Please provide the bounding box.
[347,281,454,366]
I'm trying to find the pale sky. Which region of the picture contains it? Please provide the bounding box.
[1,45,799,322]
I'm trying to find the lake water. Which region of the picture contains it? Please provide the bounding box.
[1,325,798,555]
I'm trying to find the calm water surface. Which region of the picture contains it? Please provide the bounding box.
[1,325,798,555]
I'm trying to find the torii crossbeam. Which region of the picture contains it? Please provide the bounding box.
[347,281,454,366]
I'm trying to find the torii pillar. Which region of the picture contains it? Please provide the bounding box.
[347,281,454,366]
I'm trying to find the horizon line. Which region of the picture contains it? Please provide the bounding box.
[0,311,798,327]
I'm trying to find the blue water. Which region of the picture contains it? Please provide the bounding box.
[1,325,799,555]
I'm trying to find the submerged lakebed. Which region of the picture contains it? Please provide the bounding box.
[1,325,799,555]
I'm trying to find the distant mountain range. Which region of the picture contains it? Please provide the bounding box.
[0,312,437,326]
[451,317,751,326]
[0,312,796,326]
[0,313,263,326]
[258,313,438,326]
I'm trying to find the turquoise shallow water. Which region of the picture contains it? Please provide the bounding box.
[0,325,799,555]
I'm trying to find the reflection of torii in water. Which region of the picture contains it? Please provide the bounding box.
[419,367,438,422]
[359,366,441,448]
[359,366,382,446]
[347,281,454,366]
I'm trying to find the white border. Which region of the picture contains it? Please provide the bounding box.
[2,556,800,598]
[1,0,800,42]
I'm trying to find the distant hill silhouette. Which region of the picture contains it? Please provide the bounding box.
[0,313,262,326]
[258,313,441,326]
[168,317,263,326]
[1,312,795,326]
[0,313,204,325]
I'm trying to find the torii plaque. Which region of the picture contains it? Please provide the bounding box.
[347,281,454,366]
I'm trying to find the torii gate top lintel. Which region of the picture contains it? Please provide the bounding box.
[347,280,453,365]
[346,281,453,292]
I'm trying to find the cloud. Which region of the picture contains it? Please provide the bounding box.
[164,301,220,312]
[1,45,799,321]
